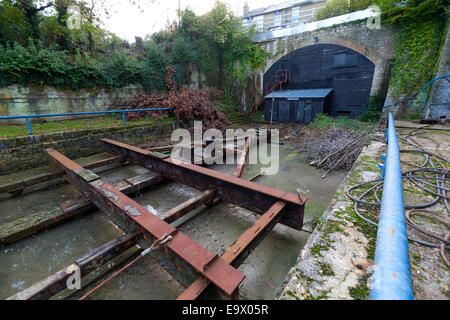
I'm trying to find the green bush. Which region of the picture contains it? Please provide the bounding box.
[358,95,384,122]
[308,113,376,133]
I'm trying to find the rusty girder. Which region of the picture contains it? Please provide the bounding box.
[101,139,306,231]
[177,200,287,300]
[45,148,245,298]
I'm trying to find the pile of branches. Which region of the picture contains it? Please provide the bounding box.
[120,87,230,130]
[305,126,374,178]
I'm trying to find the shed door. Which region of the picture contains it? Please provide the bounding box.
[295,100,305,123]
[279,100,290,122]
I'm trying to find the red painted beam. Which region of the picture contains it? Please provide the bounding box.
[46,149,245,297]
[177,200,287,300]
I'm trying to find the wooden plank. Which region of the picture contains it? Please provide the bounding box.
[0,172,164,246]
[8,232,141,300]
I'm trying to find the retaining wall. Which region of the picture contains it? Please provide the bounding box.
[0,122,176,175]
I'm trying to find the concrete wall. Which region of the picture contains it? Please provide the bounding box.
[0,84,144,124]
[0,122,176,175]
[424,24,450,120]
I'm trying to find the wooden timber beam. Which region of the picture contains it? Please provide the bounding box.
[0,156,126,199]
[8,232,141,300]
[0,172,165,246]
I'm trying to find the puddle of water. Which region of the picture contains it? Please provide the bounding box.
[133,182,201,215]
[241,143,346,223]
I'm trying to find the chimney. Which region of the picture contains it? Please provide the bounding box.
[243,2,249,15]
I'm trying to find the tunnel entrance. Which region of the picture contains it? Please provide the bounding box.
[263,44,375,122]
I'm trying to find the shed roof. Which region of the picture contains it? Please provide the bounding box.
[264,89,333,99]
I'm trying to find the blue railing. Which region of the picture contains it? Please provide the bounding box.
[0,108,169,135]
[370,112,414,300]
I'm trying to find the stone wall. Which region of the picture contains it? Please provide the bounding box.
[0,122,176,175]
[424,24,450,121]
[0,84,144,124]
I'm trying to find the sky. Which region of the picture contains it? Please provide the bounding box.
[98,0,276,42]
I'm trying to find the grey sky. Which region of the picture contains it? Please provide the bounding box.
[99,0,274,41]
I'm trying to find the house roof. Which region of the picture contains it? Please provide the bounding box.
[242,0,321,19]
[264,89,333,99]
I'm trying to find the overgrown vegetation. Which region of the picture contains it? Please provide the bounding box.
[377,0,447,117]
[314,0,447,116]
[308,113,376,133]
[0,0,267,103]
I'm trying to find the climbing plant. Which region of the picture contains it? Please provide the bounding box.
[375,0,447,112]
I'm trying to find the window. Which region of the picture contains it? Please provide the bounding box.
[334,54,347,68]
[333,53,357,68]
[292,7,299,24]
[274,11,281,27]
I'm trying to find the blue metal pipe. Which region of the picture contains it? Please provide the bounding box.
[0,108,168,120]
[25,117,32,135]
[0,108,168,135]
[370,112,414,300]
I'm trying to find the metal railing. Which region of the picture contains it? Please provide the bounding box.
[265,69,291,96]
[0,108,169,135]
[370,112,414,300]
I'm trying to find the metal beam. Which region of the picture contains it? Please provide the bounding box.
[177,200,287,300]
[46,149,245,297]
[102,139,306,231]
[0,172,164,246]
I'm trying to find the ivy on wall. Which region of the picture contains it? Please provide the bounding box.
[375,0,447,114]
[312,0,447,115]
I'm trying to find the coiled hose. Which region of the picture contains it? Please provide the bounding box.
[347,128,449,266]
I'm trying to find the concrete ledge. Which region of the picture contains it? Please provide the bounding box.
[278,137,386,300]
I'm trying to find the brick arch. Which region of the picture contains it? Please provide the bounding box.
[264,40,380,74]
[255,22,395,98]
[261,43,377,117]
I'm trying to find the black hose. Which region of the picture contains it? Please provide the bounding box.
[346,128,450,253]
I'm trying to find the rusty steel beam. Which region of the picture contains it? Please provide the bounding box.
[177,200,287,300]
[46,149,245,297]
[8,232,141,300]
[0,172,165,246]
[102,139,306,231]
